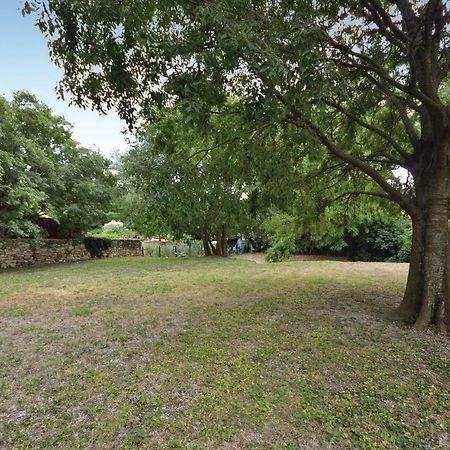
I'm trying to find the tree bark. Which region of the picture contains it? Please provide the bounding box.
[221,224,227,257]
[415,196,449,331]
[392,137,449,331]
[391,216,425,323]
[393,204,449,331]
[212,224,228,257]
[202,231,213,257]
[344,229,357,261]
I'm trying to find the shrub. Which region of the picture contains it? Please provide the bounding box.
[355,220,411,262]
[101,220,126,233]
[263,213,297,262]
[87,220,138,239]
[266,236,297,262]
[83,236,113,258]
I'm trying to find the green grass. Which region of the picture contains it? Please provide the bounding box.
[0,257,449,449]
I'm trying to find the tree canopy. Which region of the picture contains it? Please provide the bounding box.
[0,91,115,238]
[121,105,258,255]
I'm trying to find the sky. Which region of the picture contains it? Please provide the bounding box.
[0,1,129,158]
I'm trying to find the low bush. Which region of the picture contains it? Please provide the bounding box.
[263,213,297,262]
[266,236,297,262]
[87,220,138,240]
[83,236,113,258]
[354,220,411,262]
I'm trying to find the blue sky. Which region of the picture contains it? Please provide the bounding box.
[0,1,128,157]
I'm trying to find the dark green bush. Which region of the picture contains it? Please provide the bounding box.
[354,220,411,262]
[83,236,113,258]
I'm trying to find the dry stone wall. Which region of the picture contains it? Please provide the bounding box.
[0,239,142,269]
[103,239,143,258]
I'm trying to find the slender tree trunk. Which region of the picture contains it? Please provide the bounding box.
[221,224,227,257]
[215,226,222,256]
[344,229,357,261]
[210,224,228,257]
[202,231,213,257]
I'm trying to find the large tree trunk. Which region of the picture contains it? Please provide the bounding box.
[415,196,449,331]
[392,216,425,323]
[392,137,449,331]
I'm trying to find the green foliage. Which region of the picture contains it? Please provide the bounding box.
[87,220,137,239]
[27,0,449,233]
[266,237,297,263]
[0,93,49,237]
[120,106,253,241]
[262,206,411,263]
[354,220,412,263]
[0,91,116,238]
[263,213,297,262]
[83,236,113,258]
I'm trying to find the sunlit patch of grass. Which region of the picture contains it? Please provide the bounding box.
[71,306,92,317]
[0,257,449,448]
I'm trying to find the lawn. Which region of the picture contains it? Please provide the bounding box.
[0,257,449,449]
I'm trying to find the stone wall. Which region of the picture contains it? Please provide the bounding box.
[0,239,142,269]
[104,239,143,258]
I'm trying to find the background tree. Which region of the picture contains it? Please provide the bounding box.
[0,91,116,237]
[122,109,250,256]
[0,93,47,237]
[28,0,450,330]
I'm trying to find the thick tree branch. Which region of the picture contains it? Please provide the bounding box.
[336,58,440,110]
[360,1,408,53]
[286,111,417,216]
[364,0,408,44]
[330,190,390,204]
[363,73,421,146]
[391,0,418,36]
[424,0,441,47]
[325,99,411,160]
[432,2,450,82]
